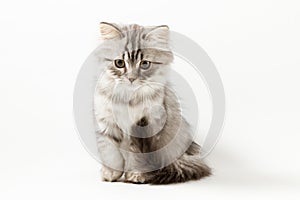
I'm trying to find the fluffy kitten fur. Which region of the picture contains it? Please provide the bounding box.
[94,22,211,184]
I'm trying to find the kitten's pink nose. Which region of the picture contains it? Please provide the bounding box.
[128,78,136,83]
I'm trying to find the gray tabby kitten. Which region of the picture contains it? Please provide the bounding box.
[94,22,211,184]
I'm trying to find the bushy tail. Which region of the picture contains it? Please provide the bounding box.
[147,143,211,184]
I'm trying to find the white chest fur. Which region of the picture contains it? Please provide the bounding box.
[94,82,165,137]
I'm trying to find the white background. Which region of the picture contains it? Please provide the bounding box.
[1,0,300,199]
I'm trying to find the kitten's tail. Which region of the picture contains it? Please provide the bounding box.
[147,143,211,184]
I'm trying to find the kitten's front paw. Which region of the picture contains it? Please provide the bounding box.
[101,166,123,182]
[124,172,146,184]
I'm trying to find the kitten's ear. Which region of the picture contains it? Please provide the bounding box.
[145,25,169,43]
[100,22,123,40]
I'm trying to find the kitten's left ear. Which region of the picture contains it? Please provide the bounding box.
[100,22,123,40]
[145,25,169,43]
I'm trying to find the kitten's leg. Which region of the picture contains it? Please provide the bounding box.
[121,144,148,184]
[123,113,166,184]
[97,135,124,182]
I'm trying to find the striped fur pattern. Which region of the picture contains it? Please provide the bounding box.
[94,22,211,184]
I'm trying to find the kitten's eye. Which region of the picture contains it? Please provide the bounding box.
[140,60,151,70]
[114,59,125,68]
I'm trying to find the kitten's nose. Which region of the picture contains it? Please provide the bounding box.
[128,78,136,83]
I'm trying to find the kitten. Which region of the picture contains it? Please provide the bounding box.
[94,22,211,184]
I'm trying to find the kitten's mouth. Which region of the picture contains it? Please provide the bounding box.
[126,79,140,86]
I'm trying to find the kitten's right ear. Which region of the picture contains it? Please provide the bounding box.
[100,22,123,40]
[144,25,170,44]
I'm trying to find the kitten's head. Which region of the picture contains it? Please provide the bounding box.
[98,22,173,88]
